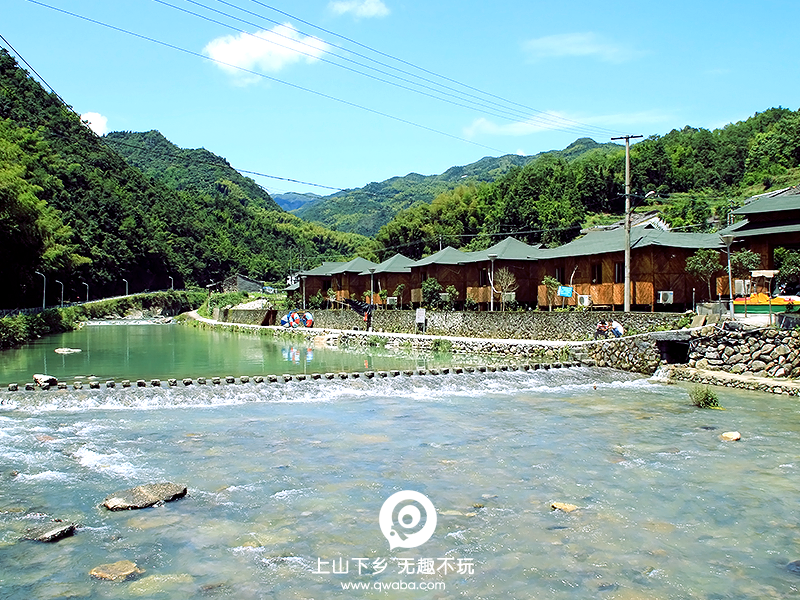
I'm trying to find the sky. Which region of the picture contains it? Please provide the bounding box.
[3,0,800,197]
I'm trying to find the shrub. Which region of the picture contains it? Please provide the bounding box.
[430,338,453,353]
[689,385,721,409]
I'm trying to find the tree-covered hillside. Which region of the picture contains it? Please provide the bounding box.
[374,107,800,259]
[0,48,372,308]
[103,130,281,211]
[294,138,622,236]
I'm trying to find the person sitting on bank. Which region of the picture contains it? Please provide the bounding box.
[594,321,610,339]
[610,320,624,337]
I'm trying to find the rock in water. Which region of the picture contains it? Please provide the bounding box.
[551,502,579,513]
[720,431,741,441]
[103,482,188,511]
[24,520,77,542]
[788,560,800,574]
[33,374,58,387]
[89,560,144,581]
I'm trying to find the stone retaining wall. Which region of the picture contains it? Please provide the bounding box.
[688,325,800,378]
[586,335,663,374]
[312,309,685,341]
[212,308,274,326]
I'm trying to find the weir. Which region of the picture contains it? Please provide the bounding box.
[4,361,590,393]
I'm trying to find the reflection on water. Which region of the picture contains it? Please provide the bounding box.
[1,367,799,599]
[0,324,452,385]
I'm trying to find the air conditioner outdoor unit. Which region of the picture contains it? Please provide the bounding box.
[657,290,674,304]
[734,279,752,296]
[386,296,397,305]
[577,294,592,307]
[501,292,516,303]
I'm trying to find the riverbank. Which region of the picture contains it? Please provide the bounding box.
[185,311,800,396]
[0,291,205,349]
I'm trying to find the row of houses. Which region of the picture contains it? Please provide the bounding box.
[290,187,800,312]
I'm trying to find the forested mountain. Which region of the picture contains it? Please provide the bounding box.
[294,139,622,236]
[103,130,281,211]
[272,191,322,211]
[0,48,372,308]
[374,108,800,259]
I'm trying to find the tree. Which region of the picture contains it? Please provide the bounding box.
[542,275,560,312]
[730,249,761,316]
[421,277,443,309]
[686,248,723,300]
[774,247,800,289]
[494,268,518,311]
[730,249,761,281]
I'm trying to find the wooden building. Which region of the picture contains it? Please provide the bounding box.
[719,186,800,269]
[297,257,378,306]
[534,227,724,310]
[358,254,415,308]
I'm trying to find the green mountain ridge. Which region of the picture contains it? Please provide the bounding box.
[103,130,281,211]
[294,138,622,236]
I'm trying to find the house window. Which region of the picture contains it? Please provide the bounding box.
[554,267,564,283]
[614,262,624,284]
[592,264,602,284]
[480,269,489,286]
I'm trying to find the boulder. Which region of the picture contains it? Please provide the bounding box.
[24,519,76,542]
[788,560,800,574]
[90,560,144,581]
[720,431,741,442]
[33,374,58,387]
[103,482,187,511]
[551,502,579,513]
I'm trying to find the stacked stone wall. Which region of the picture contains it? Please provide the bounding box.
[687,325,800,378]
[312,309,684,341]
[586,336,662,374]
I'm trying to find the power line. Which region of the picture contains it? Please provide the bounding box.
[24,0,512,155]
[169,0,616,137]
[157,0,602,137]
[245,0,622,137]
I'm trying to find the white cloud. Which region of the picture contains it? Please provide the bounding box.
[464,110,675,140]
[464,113,570,138]
[204,23,330,81]
[81,112,108,135]
[329,0,390,18]
[522,33,627,63]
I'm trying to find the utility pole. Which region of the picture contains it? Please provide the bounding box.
[612,134,643,312]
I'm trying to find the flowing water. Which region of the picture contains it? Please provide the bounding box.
[1,324,799,599]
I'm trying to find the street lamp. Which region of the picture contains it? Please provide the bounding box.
[611,134,643,312]
[35,271,46,310]
[301,275,307,311]
[169,275,174,290]
[368,268,376,308]
[83,282,89,303]
[122,278,128,296]
[488,254,498,311]
[55,280,64,308]
[721,234,735,321]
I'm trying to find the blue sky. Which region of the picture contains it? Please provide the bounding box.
[4,0,799,197]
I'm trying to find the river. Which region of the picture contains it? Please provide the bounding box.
[1,323,799,599]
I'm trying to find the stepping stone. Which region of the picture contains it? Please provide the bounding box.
[103,482,187,511]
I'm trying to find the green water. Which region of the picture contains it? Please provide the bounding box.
[1,325,800,599]
[0,323,451,386]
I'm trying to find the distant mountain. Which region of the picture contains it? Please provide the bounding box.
[273,191,322,211]
[103,130,281,211]
[294,138,622,236]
